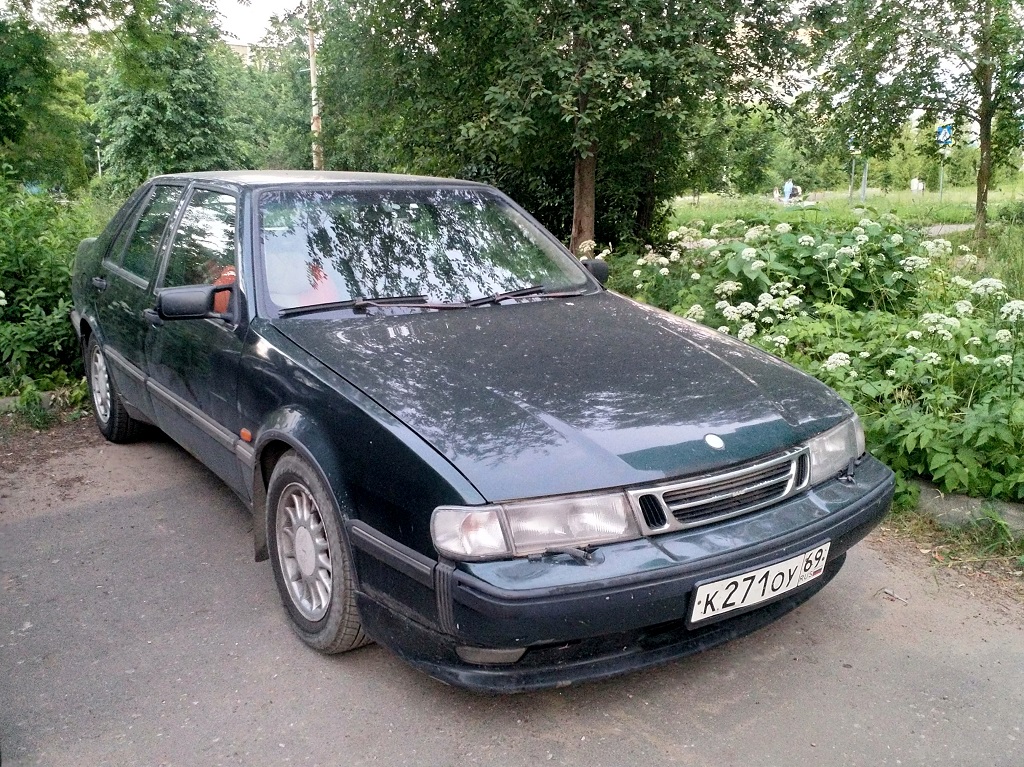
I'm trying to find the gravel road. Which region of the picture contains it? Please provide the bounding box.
[1,420,1022,767]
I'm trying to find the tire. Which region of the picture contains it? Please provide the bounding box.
[85,336,141,443]
[266,452,370,654]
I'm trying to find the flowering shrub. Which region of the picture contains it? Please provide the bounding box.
[608,214,1024,502]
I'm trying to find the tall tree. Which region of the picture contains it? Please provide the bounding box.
[809,0,1024,237]
[95,0,248,188]
[321,0,801,249]
[471,0,800,254]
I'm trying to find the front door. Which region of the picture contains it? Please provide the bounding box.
[144,187,248,496]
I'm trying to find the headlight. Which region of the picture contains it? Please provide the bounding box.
[432,492,640,560]
[806,415,865,485]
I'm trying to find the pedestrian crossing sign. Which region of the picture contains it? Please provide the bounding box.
[936,124,953,146]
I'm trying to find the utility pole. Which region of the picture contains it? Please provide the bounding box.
[307,1,323,171]
[95,138,102,178]
[859,158,869,203]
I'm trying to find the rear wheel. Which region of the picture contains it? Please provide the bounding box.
[85,336,141,443]
[267,452,369,653]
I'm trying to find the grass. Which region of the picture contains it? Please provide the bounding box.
[885,506,1024,574]
[669,183,1024,230]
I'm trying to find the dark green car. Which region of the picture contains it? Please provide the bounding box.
[71,171,894,692]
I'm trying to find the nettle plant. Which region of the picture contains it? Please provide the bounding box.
[608,214,1024,502]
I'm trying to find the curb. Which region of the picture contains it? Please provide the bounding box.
[0,392,55,414]
[914,480,1024,538]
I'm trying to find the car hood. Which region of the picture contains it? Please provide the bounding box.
[272,292,851,502]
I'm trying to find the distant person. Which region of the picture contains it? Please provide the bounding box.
[773,187,781,202]
[783,178,793,203]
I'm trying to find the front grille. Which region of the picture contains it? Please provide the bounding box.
[627,448,810,533]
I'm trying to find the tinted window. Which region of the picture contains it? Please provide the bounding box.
[119,185,182,279]
[258,188,587,310]
[163,190,237,288]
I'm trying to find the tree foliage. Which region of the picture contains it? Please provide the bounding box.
[319,0,803,247]
[808,0,1024,234]
[95,0,249,189]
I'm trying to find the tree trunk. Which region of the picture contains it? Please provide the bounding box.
[974,0,994,239]
[570,146,596,256]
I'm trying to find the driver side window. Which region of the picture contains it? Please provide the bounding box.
[163,189,238,314]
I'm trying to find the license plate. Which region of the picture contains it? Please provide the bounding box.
[689,542,831,624]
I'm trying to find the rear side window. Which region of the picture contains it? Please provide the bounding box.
[118,185,182,279]
[163,190,238,288]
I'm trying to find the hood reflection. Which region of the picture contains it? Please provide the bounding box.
[274,292,850,501]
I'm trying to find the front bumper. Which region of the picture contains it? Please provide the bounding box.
[349,455,895,692]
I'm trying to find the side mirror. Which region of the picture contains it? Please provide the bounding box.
[582,258,609,285]
[156,283,233,321]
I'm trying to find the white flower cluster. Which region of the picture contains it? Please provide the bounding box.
[855,234,869,245]
[744,225,771,243]
[967,336,982,346]
[957,253,979,267]
[1000,300,1024,323]
[851,226,865,236]
[971,278,1007,297]
[995,329,1013,344]
[994,354,1014,368]
[714,281,743,297]
[921,239,953,258]
[822,352,851,370]
[963,354,980,365]
[770,281,793,295]
[921,312,960,340]
[921,352,942,365]
[684,304,706,321]
[889,233,904,246]
[737,322,757,340]
[740,247,758,261]
[775,222,792,234]
[749,260,767,270]
[798,235,815,247]
[690,272,701,281]
[0,289,6,307]
[953,300,974,317]
[905,330,922,340]
[771,335,789,349]
[950,276,973,289]
[899,255,931,273]
[659,267,670,276]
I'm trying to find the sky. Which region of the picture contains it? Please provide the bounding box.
[216,0,299,45]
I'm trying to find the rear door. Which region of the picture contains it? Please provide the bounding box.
[144,186,249,496]
[95,183,184,414]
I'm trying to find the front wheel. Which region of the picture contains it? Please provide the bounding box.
[85,336,141,443]
[266,452,369,654]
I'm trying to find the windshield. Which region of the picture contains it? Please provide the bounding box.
[258,187,589,312]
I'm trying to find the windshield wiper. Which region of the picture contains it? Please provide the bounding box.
[278,294,472,317]
[467,286,587,307]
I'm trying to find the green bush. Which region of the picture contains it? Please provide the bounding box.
[0,176,94,394]
[606,212,1024,503]
[996,200,1024,225]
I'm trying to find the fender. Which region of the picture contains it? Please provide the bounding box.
[248,398,486,562]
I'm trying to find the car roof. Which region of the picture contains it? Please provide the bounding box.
[152,170,491,189]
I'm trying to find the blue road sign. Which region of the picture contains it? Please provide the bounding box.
[937,124,953,146]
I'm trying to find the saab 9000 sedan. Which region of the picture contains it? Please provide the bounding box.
[71,171,894,692]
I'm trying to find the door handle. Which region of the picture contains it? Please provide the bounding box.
[143,308,164,327]
[92,276,108,291]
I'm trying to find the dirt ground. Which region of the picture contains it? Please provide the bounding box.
[2,410,1023,767]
